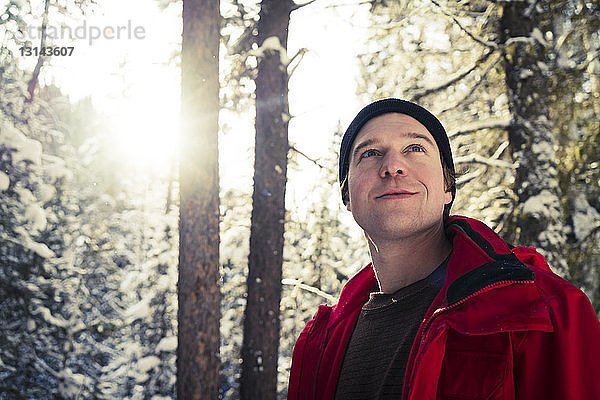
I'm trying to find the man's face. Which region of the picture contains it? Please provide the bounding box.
[345,113,452,242]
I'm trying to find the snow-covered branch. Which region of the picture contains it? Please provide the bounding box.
[282,278,337,303]
[448,118,512,138]
[250,36,290,65]
[455,167,485,186]
[454,154,514,169]
[429,0,497,49]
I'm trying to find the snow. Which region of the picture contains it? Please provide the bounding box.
[124,297,152,323]
[531,28,548,46]
[16,137,42,164]
[45,156,73,182]
[522,190,557,219]
[57,368,91,398]
[32,306,68,328]
[15,186,35,204]
[250,36,290,65]
[0,124,42,164]
[155,336,177,352]
[531,141,555,163]
[37,183,56,203]
[519,69,534,79]
[120,270,141,292]
[25,204,47,232]
[27,319,36,332]
[0,171,9,190]
[15,227,56,258]
[137,355,161,373]
[572,194,600,241]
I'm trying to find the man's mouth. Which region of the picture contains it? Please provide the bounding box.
[376,191,417,199]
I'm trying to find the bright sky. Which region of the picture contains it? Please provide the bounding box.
[39,0,182,173]
[28,0,370,213]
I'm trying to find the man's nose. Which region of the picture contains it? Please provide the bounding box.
[379,153,407,178]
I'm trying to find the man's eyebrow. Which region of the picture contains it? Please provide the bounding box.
[350,132,435,162]
[351,138,379,163]
[405,132,435,147]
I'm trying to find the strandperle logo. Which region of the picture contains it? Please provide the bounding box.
[15,20,146,45]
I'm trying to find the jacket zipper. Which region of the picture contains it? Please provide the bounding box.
[417,279,535,340]
[404,279,535,399]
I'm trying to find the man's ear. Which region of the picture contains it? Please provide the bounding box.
[346,201,352,212]
[443,189,453,205]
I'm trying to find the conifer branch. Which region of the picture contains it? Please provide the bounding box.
[454,154,514,169]
[289,144,327,169]
[291,0,319,12]
[448,118,512,138]
[429,0,497,50]
[282,278,337,303]
[412,48,495,101]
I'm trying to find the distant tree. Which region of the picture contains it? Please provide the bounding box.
[238,0,316,398]
[0,64,89,400]
[240,1,293,397]
[178,0,222,398]
[499,1,567,274]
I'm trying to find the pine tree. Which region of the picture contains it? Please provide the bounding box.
[178,0,222,398]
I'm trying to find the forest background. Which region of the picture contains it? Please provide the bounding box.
[1,0,599,399]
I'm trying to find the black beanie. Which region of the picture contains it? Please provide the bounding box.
[339,98,455,214]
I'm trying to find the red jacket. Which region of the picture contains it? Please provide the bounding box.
[288,216,600,399]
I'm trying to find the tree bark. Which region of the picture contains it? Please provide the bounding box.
[26,0,50,102]
[500,1,567,275]
[178,1,221,399]
[240,0,293,398]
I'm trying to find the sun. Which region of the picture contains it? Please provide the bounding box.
[107,87,180,172]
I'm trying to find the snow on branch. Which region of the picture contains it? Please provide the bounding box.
[282,278,337,303]
[456,167,485,186]
[448,118,511,138]
[429,0,497,49]
[249,36,290,65]
[505,28,549,48]
[454,154,514,169]
[13,227,56,259]
[31,305,69,328]
[572,194,600,242]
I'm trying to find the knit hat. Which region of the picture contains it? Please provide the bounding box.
[339,98,455,215]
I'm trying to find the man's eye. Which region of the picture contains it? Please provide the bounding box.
[406,144,425,152]
[361,149,380,159]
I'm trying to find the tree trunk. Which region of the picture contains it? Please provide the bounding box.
[500,1,567,275]
[26,0,50,102]
[240,0,293,398]
[178,1,221,399]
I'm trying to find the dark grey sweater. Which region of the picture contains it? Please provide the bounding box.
[334,262,446,400]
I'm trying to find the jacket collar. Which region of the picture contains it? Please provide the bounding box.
[327,216,537,328]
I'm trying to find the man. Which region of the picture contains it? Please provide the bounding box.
[288,98,600,400]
